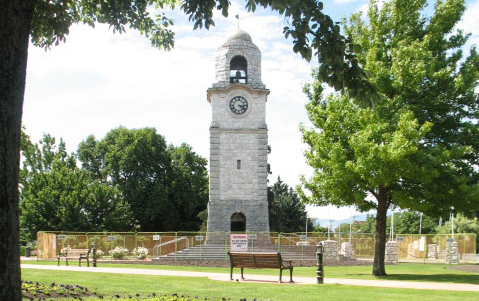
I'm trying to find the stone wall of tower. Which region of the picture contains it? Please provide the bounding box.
[207,88,269,234]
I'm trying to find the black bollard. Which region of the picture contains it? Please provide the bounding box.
[316,242,324,284]
[92,242,97,267]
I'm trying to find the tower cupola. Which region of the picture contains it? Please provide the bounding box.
[212,29,265,89]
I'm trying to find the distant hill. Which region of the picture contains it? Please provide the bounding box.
[312,213,371,227]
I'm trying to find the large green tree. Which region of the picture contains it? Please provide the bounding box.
[0,0,373,298]
[168,143,209,231]
[19,132,133,241]
[78,127,208,231]
[268,177,313,233]
[300,0,479,276]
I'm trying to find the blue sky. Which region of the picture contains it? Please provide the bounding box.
[23,0,479,220]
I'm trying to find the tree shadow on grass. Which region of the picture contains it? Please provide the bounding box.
[346,274,479,284]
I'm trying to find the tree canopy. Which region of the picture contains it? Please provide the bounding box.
[357,211,438,235]
[300,0,479,276]
[19,132,134,241]
[77,127,209,232]
[268,177,313,233]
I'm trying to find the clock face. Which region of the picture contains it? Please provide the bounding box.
[229,96,248,114]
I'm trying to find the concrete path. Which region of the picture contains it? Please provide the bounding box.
[21,264,479,292]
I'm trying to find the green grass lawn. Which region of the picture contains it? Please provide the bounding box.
[22,260,479,284]
[21,268,479,301]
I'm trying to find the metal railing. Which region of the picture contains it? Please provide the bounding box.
[36,231,476,264]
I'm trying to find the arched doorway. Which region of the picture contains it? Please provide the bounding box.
[231,212,246,232]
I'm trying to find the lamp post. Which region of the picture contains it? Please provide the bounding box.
[419,212,423,235]
[305,212,308,238]
[450,206,455,238]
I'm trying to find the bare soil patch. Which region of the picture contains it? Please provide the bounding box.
[447,265,479,273]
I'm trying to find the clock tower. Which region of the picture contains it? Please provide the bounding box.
[206,30,270,243]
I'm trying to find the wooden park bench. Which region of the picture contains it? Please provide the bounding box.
[57,248,91,267]
[228,252,294,283]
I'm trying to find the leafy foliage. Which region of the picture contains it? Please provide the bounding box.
[437,213,479,245]
[77,127,208,232]
[268,177,313,233]
[19,132,133,241]
[22,280,100,300]
[300,0,479,276]
[357,211,438,235]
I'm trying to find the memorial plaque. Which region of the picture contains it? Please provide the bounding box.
[107,236,117,242]
[300,235,307,241]
[195,235,204,241]
[152,235,160,241]
[248,234,257,240]
[57,234,66,240]
[446,238,455,243]
[396,237,405,242]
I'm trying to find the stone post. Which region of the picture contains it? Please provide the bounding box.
[427,244,438,259]
[385,240,398,264]
[341,242,354,258]
[445,241,459,264]
[322,240,339,262]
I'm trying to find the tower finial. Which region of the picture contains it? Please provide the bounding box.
[235,12,239,29]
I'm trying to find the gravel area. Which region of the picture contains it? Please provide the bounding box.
[447,265,479,273]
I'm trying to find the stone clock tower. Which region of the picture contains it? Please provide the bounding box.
[206,30,270,242]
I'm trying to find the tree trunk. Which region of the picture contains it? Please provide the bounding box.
[0,1,35,300]
[372,188,389,276]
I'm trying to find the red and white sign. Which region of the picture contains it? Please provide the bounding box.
[230,234,248,251]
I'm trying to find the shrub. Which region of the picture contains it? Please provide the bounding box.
[109,246,129,259]
[133,247,149,260]
[95,249,105,259]
[61,246,71,255]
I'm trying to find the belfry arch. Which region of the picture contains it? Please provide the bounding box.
[229,56,247,84]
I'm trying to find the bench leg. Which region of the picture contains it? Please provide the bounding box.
[57,257,60,266]
[290,268,294,283]
[279,269,282,283]
[241,268,244,280]
[87,258,89,267]
[79,258,81,267]
[66,259,69,266]
[230,266,233,280]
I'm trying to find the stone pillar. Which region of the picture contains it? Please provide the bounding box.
[427,244,438,259]
[341,242,354,258]
[322,240,339,262]
[445,241,459,264]
[385,241,398,264]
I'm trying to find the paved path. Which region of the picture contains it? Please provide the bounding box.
[21,264,479,292]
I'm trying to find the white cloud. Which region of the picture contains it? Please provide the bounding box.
[458,0,479,48]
